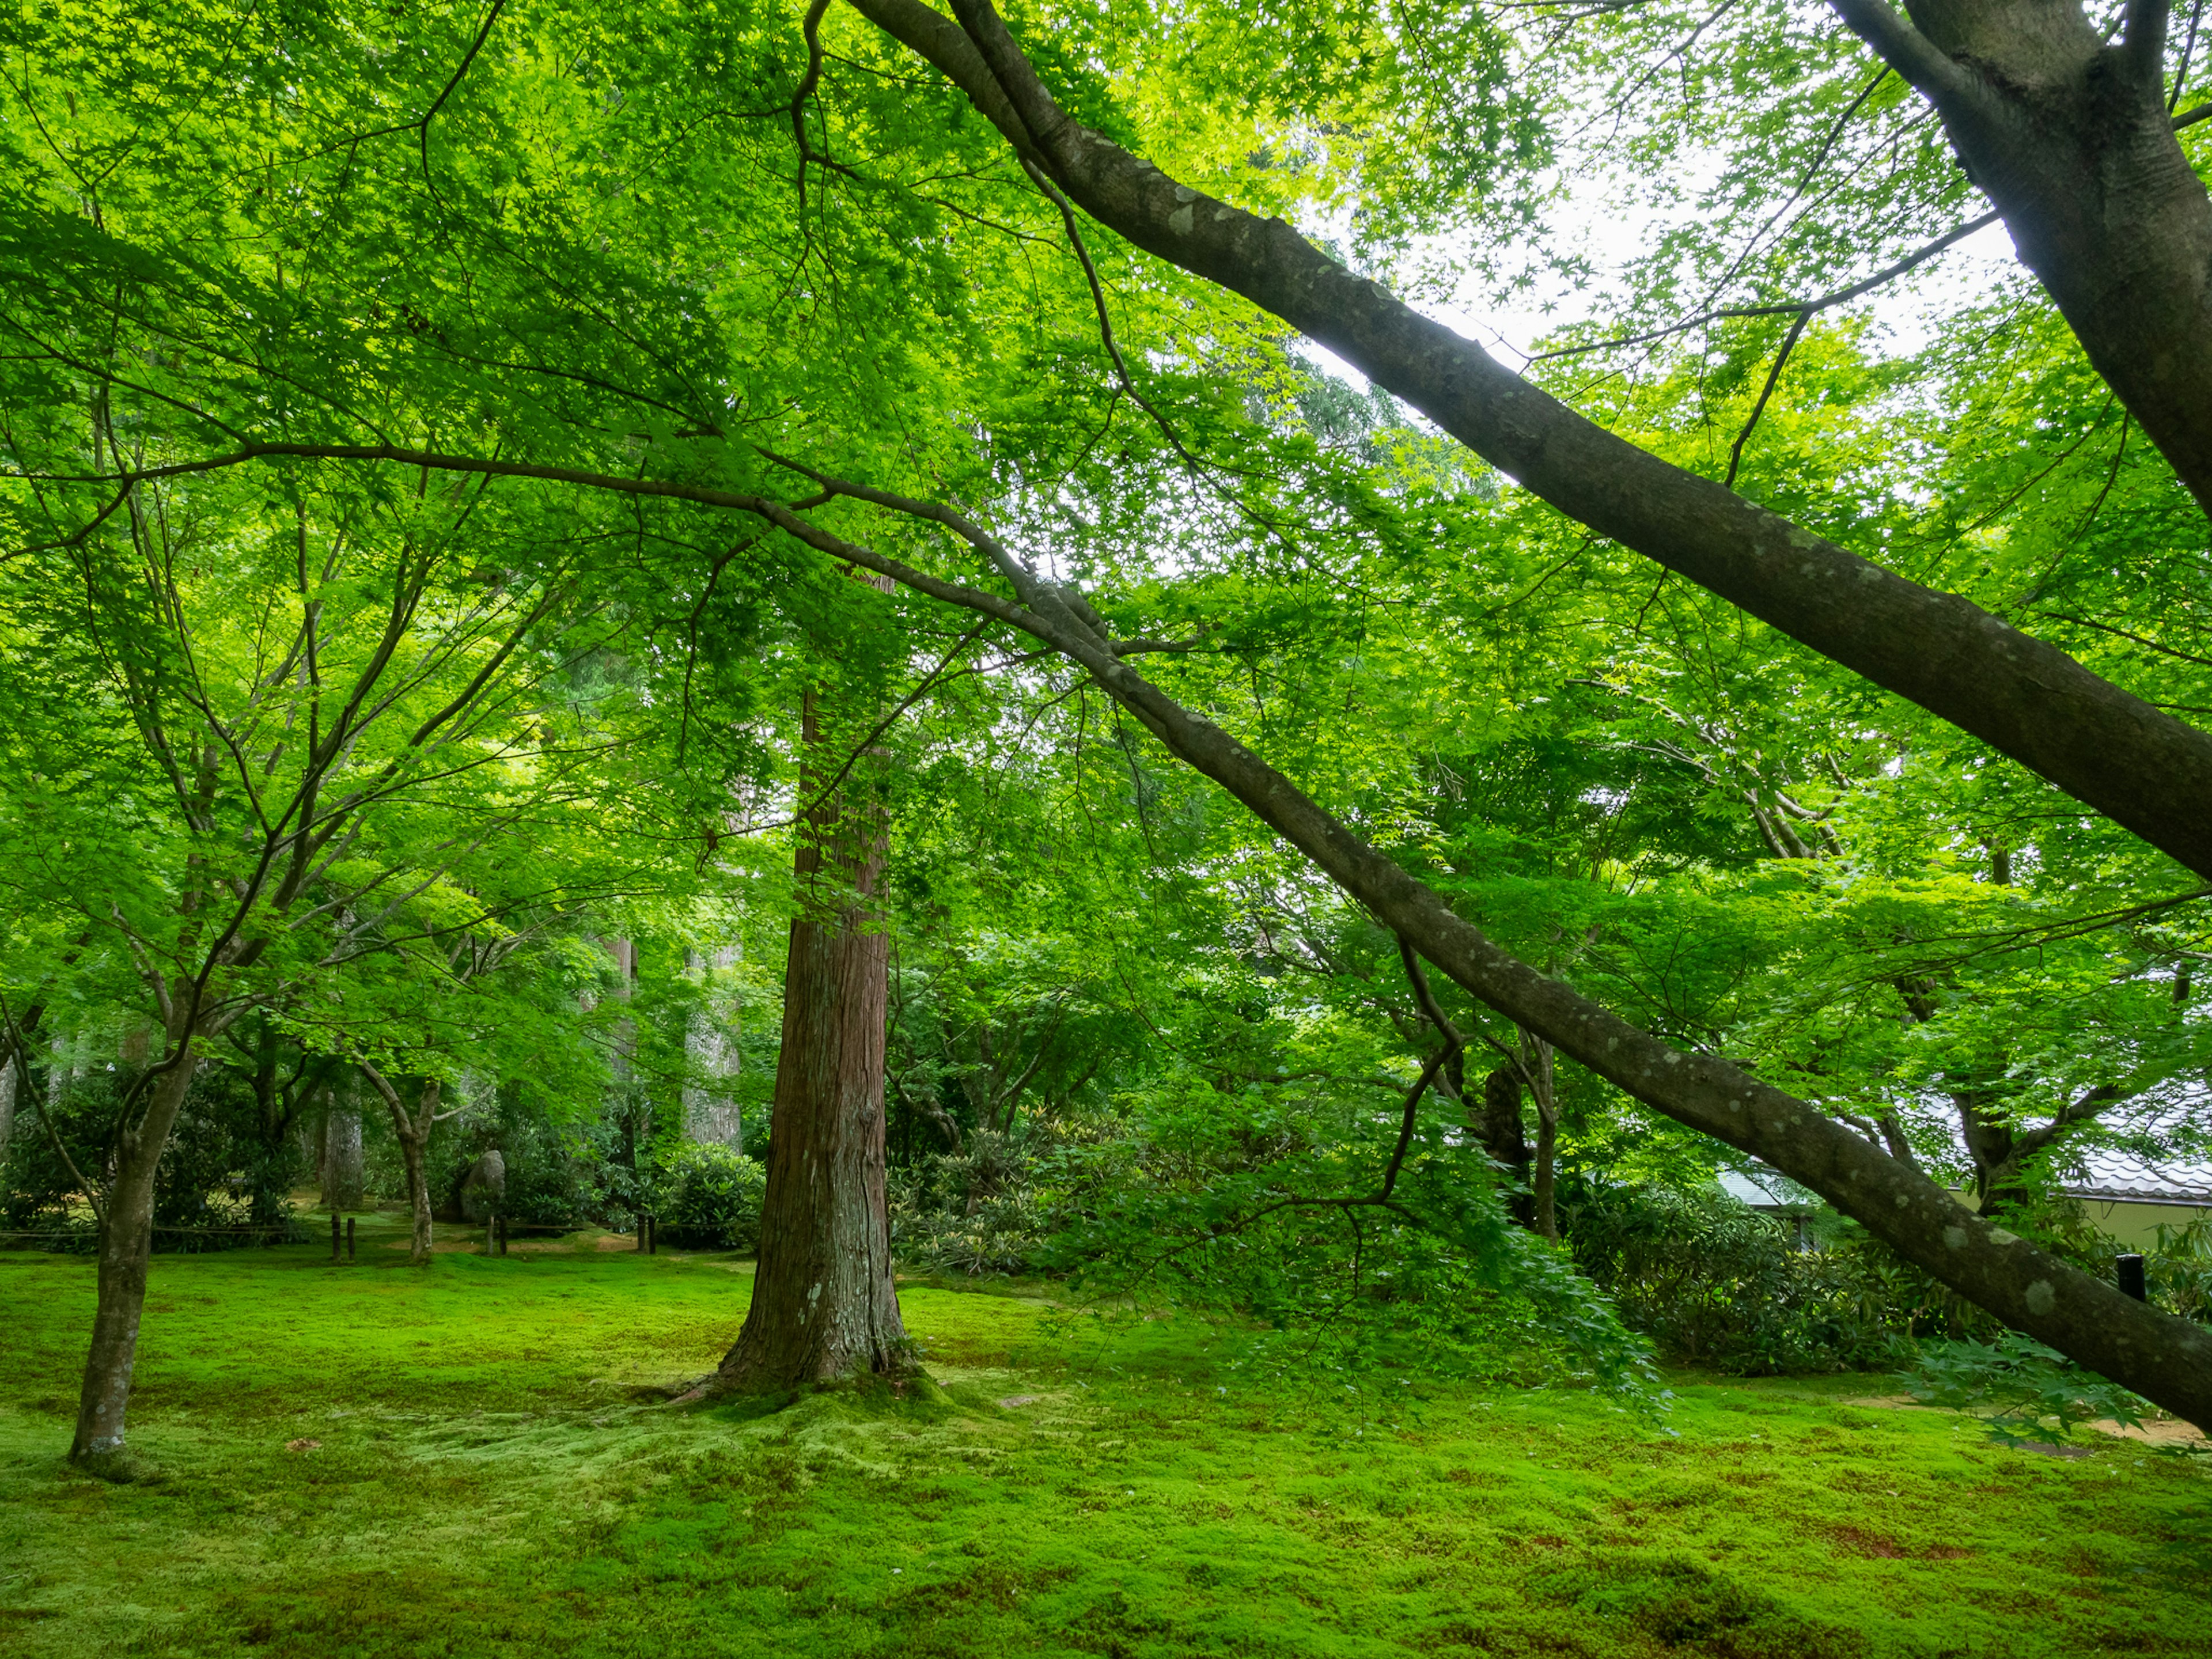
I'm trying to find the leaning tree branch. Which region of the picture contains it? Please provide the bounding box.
[839,0,2212,891]
[48,432,2212,1425]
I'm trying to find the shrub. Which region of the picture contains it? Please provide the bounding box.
[3,1067,303,1251]
[891,1130,1055,1275]
[1562,1180,1906,1374]
[2149,1214,2212,1323]
[654,1142,767,1251]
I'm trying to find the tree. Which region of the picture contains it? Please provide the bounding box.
[850,0,2212,882]
[698,695,912,1393]
[9,0,2211,1427]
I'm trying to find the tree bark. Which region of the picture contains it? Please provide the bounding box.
[70,1044,198,1467]
[320,1073,365,1214]
[702,703,911,1394]
[850,0,2212,884]
[1475,1065,1535,1228]
[1830,0,2212,515]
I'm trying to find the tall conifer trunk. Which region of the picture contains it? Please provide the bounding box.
[704,700,910,1393]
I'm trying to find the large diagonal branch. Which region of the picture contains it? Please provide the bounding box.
[780,474,2212,1431]
[844,0,2212,886]
[48,436,2212,1421]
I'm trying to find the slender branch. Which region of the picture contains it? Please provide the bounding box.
[1529,213,1998,365]
[419,0,509,181]
[1725,308,1810,488]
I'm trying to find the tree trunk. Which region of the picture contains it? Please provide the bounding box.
[1474,1065,1534,1228]
[400,1128,432,1263]
[0,1054,16,1171]
[71,1049,198,1468]
[363,1065,441,1266]
[683,945,744,1147]
[320,1074,364,1213]
[1830,0,2212,517]
[1522,1031,1560,1243]
[703,704,910,1394]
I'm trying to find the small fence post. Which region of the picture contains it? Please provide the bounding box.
[497,1214,508,1256]
[329,1213,341,1263]
[345,1217,355,1264]
[2118,1253,2147,1301]
[647,1213,657,1255]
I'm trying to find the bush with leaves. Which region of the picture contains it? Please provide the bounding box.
[890,1128,1063,1276]
[1562,1179,1910,1374]
[3,1066,304,1251]
[654,1142,768,1251]
[1032,1083,1660,1402]
[2149,1215,2212,1323]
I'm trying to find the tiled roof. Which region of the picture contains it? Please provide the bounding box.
[2063,1147,2212,1205]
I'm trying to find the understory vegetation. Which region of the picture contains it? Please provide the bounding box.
[3,1237,2208,1659]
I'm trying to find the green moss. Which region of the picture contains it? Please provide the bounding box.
[1,1239,2206,1657]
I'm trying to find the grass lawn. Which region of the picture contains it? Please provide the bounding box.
[1,1217,2207,1658]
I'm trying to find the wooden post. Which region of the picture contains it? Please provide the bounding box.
[2118,1253,2147,1301]
[497,1215,508,1256]
[329,1212,341,1263]
[647,1213,657,1255]
[345,1217,355,1264]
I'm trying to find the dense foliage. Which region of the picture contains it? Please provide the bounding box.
[3,0,2210,1434]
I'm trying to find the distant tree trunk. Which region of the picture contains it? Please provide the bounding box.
[683,944,744,1147]
[320,1073,365,1213]
[1475,1066,1534,1229]
[71,1044,198,1467]
[0,1054,16,1170]
[1521,1029,1559,1243]
[701,699,911,1394]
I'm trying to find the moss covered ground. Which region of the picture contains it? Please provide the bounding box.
[2,1219,2207,1658]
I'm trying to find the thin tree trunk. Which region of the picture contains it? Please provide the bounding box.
[363,1065,440,1266]
[71,1049,197,1468]
[0,1055,16,1171]
[400,1130,432,1263]
[702,702,910,1395]
[1522,1030,1559,1243]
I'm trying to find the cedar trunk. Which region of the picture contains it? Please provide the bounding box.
[709,713,909,1392]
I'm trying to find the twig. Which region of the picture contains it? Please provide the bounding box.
[419,0,509,183]
[1529,212,1998,365]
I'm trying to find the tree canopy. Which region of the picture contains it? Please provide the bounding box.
[5,0,2212,1448]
